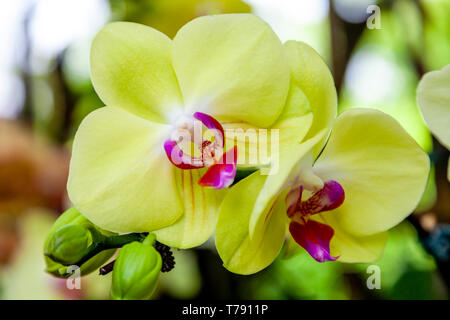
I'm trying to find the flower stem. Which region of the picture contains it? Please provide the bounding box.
[102,232,147,249]
[77,232,147,266]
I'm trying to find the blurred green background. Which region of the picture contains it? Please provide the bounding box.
[0,0,448,300]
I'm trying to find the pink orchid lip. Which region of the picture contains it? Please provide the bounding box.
[198,146,238,189]
[286,180,344,262]
[289,220,338,263]
[164,112,238,189]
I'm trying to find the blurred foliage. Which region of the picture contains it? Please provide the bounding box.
[339,5,433,152]
[0,211,73,300]
[110,0,251,38]
[243,250,349,300]
[244,221,447,300]
[349,221,446,299]
[422,0,450,71]
[158,249,202,299]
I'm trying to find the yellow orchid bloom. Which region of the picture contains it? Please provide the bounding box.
[68,14,329,249]
[418,64,450,180]
[216,108,430,275]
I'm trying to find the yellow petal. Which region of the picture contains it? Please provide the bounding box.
[314,213,387,263]
[284,41,337,156]
[223,113,314,168]
[415,165,437,213]
[215,172,287,275]
[314,108,430,236]
[417,64,450,149]
[154,169,226,249]
[67,107,183,233]
[172,14,290,127]
[274,83,311,123]
[222,121,261,167]
[90,22,183,123]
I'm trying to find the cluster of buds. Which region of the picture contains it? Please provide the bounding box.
[43,207,172,299]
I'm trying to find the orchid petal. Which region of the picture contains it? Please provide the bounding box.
[90,22,183,123]
[289,220,338,263]
[215,172,287,274]
[198,146,238,189]
[172,14,290,127]
[154,169,225,249]
[284,41,337,157]
[67,107,183,233]
[221,84,312,168]
[314,108,430,236]
[274,83,311,123]
[222,121,260,167]
[417,65,450,150]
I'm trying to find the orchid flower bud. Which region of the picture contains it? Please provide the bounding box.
[45,224,91,265]
[44,207,115,278]
[111,234,162,300]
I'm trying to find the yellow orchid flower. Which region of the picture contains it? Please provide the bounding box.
[418,64,450,181]
[68,14,321,249]
[216,108,430,275]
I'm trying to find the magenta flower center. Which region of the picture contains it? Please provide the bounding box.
[286,180,345,262]
[164,112,238,189]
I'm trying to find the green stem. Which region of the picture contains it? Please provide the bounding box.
[102,232,147,249]
[76,232,147,266]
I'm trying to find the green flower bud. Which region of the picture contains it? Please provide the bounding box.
[111,234,162,300]
[44,207,115,278]
[45,224,91,265]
